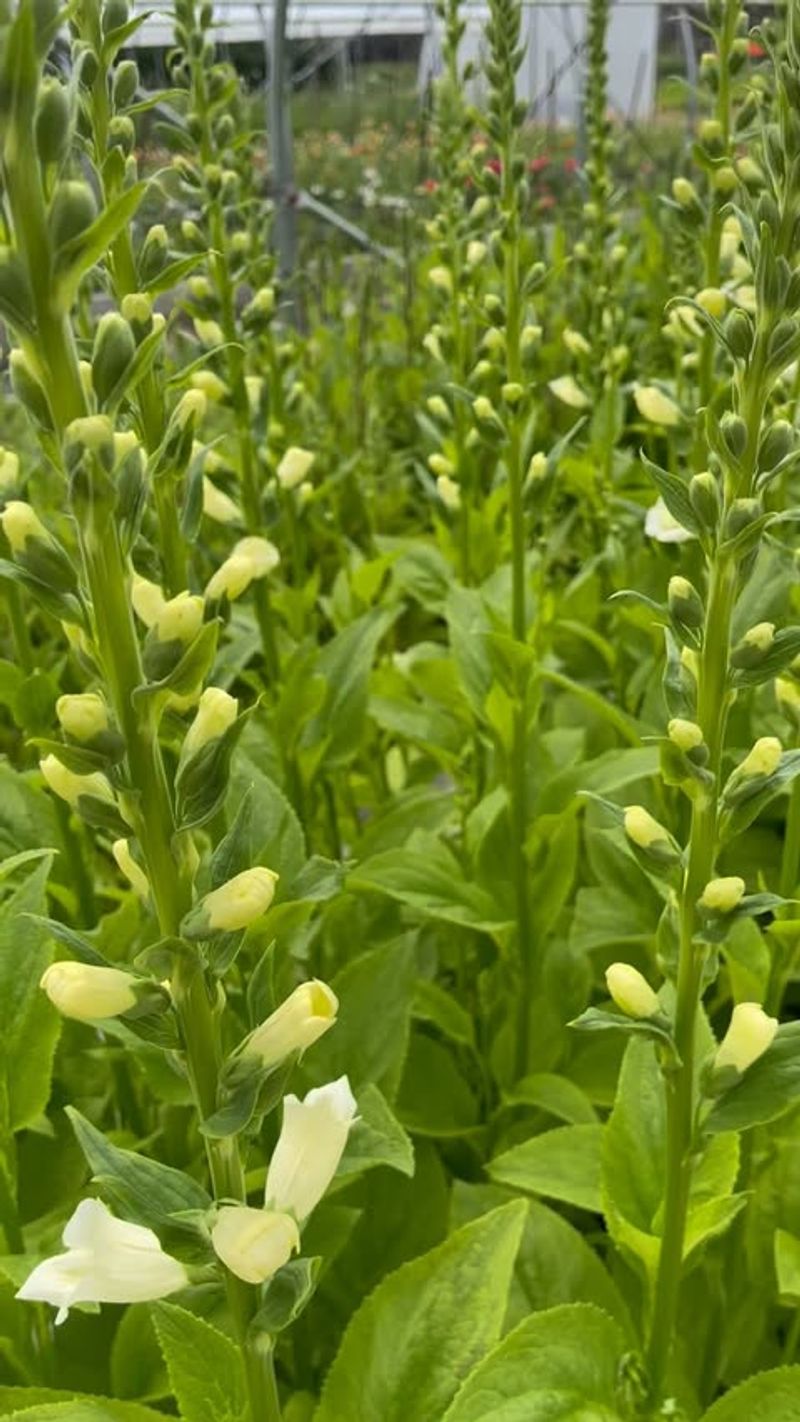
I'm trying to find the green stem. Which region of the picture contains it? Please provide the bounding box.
[646,555,736,1398]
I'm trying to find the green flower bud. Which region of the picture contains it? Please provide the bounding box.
[501,381,525,406]
[668,575,704,629]
[121,291,153,341]
[759,420,794,471]
[739,736,782,778]
[113,58,139,107]
[276,447,315,491]
[9,350,52,429]
[139,224,169,282]
[672,176,700,209]
[49,180,98,251]
[108,114,135,154]
[101,0,129,33]
[426,395,451,423]
[92,313,135,405]
[724,309,752,359]
[730,621,775,669]
[724,497,761,541]
[35,77,71,165]
[243,286,276,328]
[0,447,20,494]
[181,218,205,251]
[696,286,726,319]
[713,165,738,194]
[688,471,721,532]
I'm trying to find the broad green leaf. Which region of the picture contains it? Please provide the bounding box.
[0,859,58,1134]
[66,1108,211,1228]
[337,1083,414,1180]
[705,1023,800,1134]
[307,606,400,770]
[314,1201,527,1422]
[2,1400,163,1420]
[603,1036,741,1282]
[151,1302,248,1422]
[489,1125,603,1213]
[303,938,416,1101]
[350,833,510,932]
[503,1073,598,1125]
[397,1031,480,1137]
[413,980,475,1046]
[450,1184,632,1336]
[700,1366,800,1420]
[226,753,306,885]
[442,1303,627,1421]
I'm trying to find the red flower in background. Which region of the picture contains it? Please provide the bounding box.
[748,39,765,57]
[529,155,550,174]
[563,156,580,174]
[422,178,439,193]
[486,156,502,174]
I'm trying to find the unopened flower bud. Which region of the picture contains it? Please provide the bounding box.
[183,866,279,938]
[0,447,20,493]
[731,621,775,668]
[466,240,487,268]
[776,677,800,718]
[40,755,115,810]
[152,591,205,645]
[92,313,135,405]
[605,962,660,1019]
[428,452,455,478]
[668,718,704,753]
[634,385,681,427]
[688,471,721,531]
[668,575,704,629]
[49,180,97,251]
[563,328,591,357]
[712,165,738,194]
[699,876,746,914]
[428,265,453,295]
[696,287,727,319]
[56,692,109,743]
[672,176,700,208]
[427,395,451,422]
[211,1206,299,1285]
[243,980,338,1068]
[181,686,238,762]
[131,573,166,628]
[502,382,525,406]
[738,736,782,779]
[527,451,548,482]
[437,474,461,510]
[549,375,590,410]
[40,961,138,1022]
[713,1002,777,1075]
[202,476,240,524]
[187,371,226,407]
[205,537,280,602]
[277,446,315,491]
[35,77,71,166]
[139,224,169,282]
[112,839,149,899]
[1,500,48,553]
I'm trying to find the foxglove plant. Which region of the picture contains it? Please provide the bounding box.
[0,5,365,1416]
[578,0,800,1401]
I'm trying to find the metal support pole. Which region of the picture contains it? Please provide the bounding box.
[268,0,298,282]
